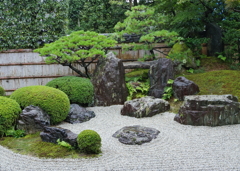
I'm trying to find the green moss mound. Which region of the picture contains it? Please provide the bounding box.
[10,85,70,125]
[0,96,21,136]
[46,76,94,106]
[168,42,196,68]
[0,86,5,96]
[77,130,101,154]
[184,70,240,98]
[125,69,149,81]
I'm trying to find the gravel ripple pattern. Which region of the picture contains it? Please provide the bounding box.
[1,105,240,171]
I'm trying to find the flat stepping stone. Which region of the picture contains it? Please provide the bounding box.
[112,125,160,145]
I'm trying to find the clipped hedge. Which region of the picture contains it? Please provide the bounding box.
[0,96,22,136]
[0,0,69,51]
[77,130,101,154]
[10,85,70,125]
[0,86,5,96]
[46,76,94,106]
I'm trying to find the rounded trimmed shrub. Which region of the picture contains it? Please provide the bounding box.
[77,130,102,154]
[0,86,5,96]
[10,85,70,125]
[46,76,94,106]
[0,96,21,136]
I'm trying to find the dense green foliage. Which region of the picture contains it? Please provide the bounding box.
[114,5,182,60]
[46,76,94,106]
[125,69,150,100]
[69,0,126,33]
[154,0,240,57]
[0,96,21,136]
[34,30,117,78]
[0,0,69,51]
[0,86,5,96]
[77,130,102,154]
[10,85,70,125]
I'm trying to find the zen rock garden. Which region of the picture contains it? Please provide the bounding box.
[12,52,240,149]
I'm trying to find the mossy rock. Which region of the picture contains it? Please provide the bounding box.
[10,85,70,125]
[168,42,196,69]
[77,130,101,154]
[0,86,5,96]
[46,76,94,106]
[0,96,22,136]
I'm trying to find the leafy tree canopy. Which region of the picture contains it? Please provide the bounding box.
[153,0,240,57]
[114,5,182,60]
[34,30,117,78]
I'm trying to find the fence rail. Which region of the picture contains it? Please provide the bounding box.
[0,43,171,95]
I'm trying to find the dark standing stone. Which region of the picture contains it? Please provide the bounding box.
[113,125,160,145]
[148,58,175,98]
[174,94,240,126]
[17,105,50,134]
[121,96,170,118]
[206,23,224,56]
[40,126,78,147]
[65,104,95,124]
[91,52,128,106]
[172,76,200,101]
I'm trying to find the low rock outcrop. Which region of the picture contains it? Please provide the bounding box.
[174,94,240,126]
[121,96,170,118]
[172,76,200,101]
[91,52,128,106]
[148,58,175,98]
[112,125,160,145]
[17,105,50,134]
[65,104,95,124]
[40,126,78,147]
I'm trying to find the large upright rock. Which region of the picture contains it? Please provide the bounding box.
[17,105,50,134]
[206,23,224,56]
[174,94,240,126]
[172,76,200,101]
[148,58,175,98]
[91,52,128,106]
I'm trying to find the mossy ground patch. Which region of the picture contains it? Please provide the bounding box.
[0,132,99,159]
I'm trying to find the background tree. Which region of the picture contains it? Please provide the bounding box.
[114,5,182,60]
[34,30,117,78]
[68,0,127,33]
[153,0,240,56]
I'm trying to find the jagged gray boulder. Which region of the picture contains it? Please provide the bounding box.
[121,96,170,118]
[173,76,200,101]
[40,126,78,147]
[65,104,95,124]
[174,94,240,126]
[91,52,128,106]
[148,58,175,98]
[113,125,160,145]
[17,105,50,134]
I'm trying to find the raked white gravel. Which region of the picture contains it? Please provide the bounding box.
[1,105,240,171]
